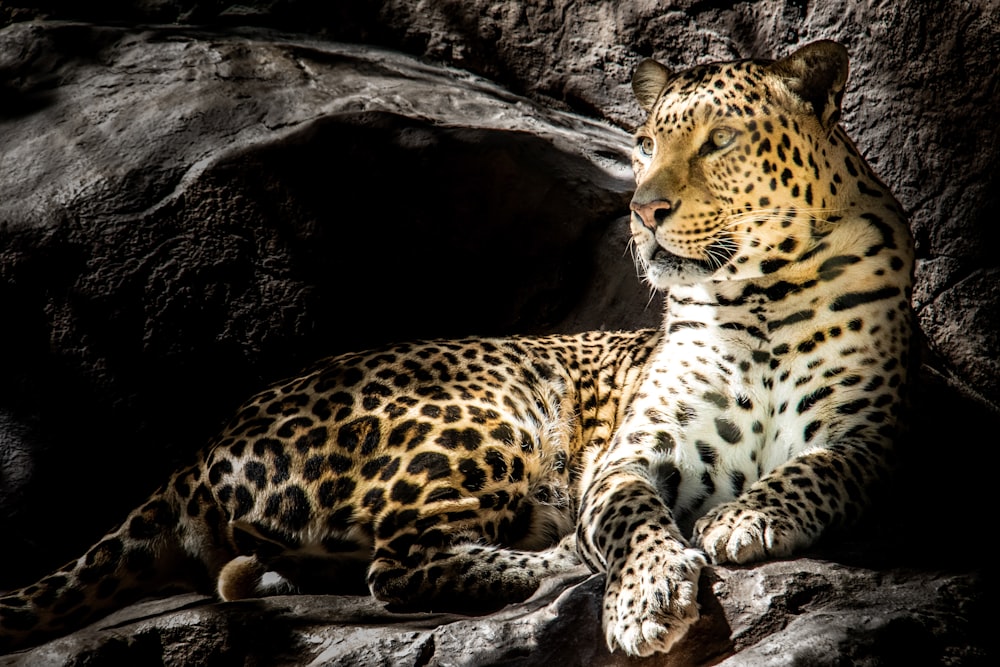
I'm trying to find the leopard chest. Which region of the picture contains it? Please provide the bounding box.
[636,282,865,522]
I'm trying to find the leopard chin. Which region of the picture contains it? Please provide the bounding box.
[642,238,738,287]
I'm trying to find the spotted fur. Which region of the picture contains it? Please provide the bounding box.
[0,40,912,658]
[578,40,913,655]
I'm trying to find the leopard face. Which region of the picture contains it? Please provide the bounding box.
[628,42,862,289]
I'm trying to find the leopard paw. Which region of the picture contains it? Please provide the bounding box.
[693,502,806,564]
[603,545,706,657]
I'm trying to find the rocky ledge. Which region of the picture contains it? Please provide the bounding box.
[0,557,984,666]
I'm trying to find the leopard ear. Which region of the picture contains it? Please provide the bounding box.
[632,59,672,112]
[769,40,849,130]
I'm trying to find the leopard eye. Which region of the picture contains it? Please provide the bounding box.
[636,136,655,158]
[709,127,737,150]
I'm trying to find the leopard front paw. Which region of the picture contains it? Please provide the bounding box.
[602,546,706,657]
[693,502,806,564]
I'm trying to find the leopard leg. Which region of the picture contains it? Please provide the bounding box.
[576,455,706,657]
[366,526,581,610]
[694,437,890,563]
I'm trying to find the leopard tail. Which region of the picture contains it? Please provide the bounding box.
[0,464,231,653]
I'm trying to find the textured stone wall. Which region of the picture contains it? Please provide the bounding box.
[337,0,1000,407]
[5,0,997,394]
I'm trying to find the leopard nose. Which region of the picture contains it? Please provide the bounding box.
[630,199,675,230]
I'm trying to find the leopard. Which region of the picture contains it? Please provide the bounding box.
[0,39,912,659]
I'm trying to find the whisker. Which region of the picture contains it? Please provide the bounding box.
[721,206,840,232]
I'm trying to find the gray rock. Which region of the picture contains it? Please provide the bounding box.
[8,2,995,396]
[0,411,37,520]
[1,561,982,665]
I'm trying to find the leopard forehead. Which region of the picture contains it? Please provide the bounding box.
[638,58,823,152]
[647,60,777,127]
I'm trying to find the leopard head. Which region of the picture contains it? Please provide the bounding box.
[629,40,852,288]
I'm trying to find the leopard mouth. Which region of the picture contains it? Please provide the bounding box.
[651,246,708,269]
[649,238,738,273]
[644,246,712,285]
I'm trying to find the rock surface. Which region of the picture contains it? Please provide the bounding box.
[0,1,994,665]
[5,0,998,404]
[0,557,985,667]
